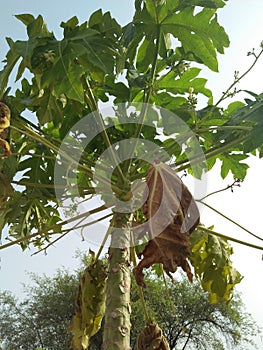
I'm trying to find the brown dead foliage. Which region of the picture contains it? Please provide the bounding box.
[0,102,11,159]
[137,323,170,350]
[133,161,200,287]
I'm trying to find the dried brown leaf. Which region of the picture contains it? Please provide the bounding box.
[137,323,170,350]
[133,161,200,287]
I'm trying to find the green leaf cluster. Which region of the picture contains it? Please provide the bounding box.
[128,0,229,72]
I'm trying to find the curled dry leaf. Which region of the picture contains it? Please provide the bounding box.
[137,323,170,350]
[0,102,11,159]
[133,161,200,287]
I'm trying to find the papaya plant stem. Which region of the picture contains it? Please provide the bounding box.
[103,212,133,350]
[197,225,263,251]
[197,200,263,242]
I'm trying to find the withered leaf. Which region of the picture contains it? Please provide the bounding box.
[0,102,11,159]
[137,323,170,350]
[133,161,200,287]
[68,252,107,350]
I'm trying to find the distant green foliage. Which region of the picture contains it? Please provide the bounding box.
[0,270,77,350]
[0,266,259,350]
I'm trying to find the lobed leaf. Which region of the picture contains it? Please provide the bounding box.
[219,153,249,180]
[162,8,229,71]
[127,0,229,75]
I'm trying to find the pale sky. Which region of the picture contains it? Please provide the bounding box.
[0,1,263,349]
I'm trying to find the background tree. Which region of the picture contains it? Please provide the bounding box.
[0,0,263,348]
[0,265,259,350]
[130,274,259,350]
[0,269,77,350]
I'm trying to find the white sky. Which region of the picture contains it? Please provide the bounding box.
[0,1,263,349]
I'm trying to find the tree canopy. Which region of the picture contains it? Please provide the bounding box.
[0,264,259,350]
[0,0,263,348]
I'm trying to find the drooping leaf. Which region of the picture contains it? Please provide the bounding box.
[137,323,170,350]
[190,226,243,303]
[133,161,200,287]
[68,251,107,350]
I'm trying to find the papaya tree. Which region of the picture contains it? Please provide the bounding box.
[0,0,263,349]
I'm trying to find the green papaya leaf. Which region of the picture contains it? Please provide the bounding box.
[158,67,212,98]
[219,154,249,180]
[162,8,229,71]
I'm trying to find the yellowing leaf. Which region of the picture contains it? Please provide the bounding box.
[68,252,107,349]
[190,227,243,303]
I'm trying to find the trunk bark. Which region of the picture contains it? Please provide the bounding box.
[102,212,132,350]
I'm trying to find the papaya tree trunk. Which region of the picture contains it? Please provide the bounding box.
[102,212,132,350]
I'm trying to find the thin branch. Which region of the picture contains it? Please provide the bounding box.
[130,234,151,324]
[197,225,263,251]
[162,270,186,332]
[198,179,242,201]
[215,47,263,108]
[0,203,111,250]
[95,221,114,262]
[199,47,263,125]
[32,212,113,255]
[11,180,76,190]
[197,125,253,133]
[197,201,263,242]
[175,134,249,172]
